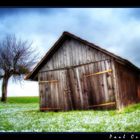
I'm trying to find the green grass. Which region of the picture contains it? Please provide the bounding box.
[0,97,140,132]
[7,96,39,103]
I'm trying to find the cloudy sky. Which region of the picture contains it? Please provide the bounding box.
[0,8,140,97]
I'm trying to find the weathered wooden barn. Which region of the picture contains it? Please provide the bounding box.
[26,31,140,111]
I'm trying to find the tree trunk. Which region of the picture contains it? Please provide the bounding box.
[1,76,9,102]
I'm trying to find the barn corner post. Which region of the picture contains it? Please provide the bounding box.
[111,59,121,110]
[138,74,140,101]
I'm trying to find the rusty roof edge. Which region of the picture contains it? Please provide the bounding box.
[26,31,140,80]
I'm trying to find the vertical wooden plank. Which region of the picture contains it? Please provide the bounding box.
[75,67,82,109]
[83,44,87,64]
[60,70,64,110]
[76,67,84,109]
[80,65,89,109]
[107,60,115,103]
[100,61,106,105]
[49,72,53,108]
[63,69,68,110]
[83,64,90,108]
[57,70,62,109]
[94,50,98,62]
[105,60,113,102]
[43,72,46,108]
[60,70,64,109]
[65,70,73,110]
[48,59,54,70]
[92,62,100,105]
[102,60,109,103]
[67,40,71,67]
[88,63,97,105]
[59,47,63,68]
[54,71,59,109]
[45,72,48,108]
[62,70,68,110]
[71,41,75,66]
[75,67,83,109]
[90,48,95,62]
[71,40,76,65]
[73,68,81,109]
[86,46,90,63]
[63,42,67,68]
[85,64,94,106]
[82,71,89,109]
[80,43,84,64]
[69,40,73,66]
[97,59,104,106]
[47,72,52,109]
[67,68,76,110]
[81,42,86,63]
[78,42,82,65]
[111,61,121,109]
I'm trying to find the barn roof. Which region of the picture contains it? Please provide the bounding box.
[25,31,140,81]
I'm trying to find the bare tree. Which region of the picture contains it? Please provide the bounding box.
[0,34,38,102]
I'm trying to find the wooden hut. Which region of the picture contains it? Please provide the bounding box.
[25,31,140,111]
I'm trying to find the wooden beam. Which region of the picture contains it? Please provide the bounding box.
[39,59,111,73]
[88,102,116,108]
[39,80,58,84]
[84,69,112,78]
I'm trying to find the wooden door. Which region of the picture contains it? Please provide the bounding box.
[39,69,73,111]
[65,60,116,110]
[83,60,116,109]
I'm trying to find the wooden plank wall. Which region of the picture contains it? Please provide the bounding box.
[37,38,140,111]
[115,62,139,109]
[38,70,73,111]
[38,38,118,111]
[40,38,111,72]
[80,59,116,110]
[138,74,140,100]
[38,59,116,111]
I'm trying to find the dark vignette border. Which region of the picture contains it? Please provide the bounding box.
[0,132,140,140]
[0,0,140,7]
[0,0,140,140]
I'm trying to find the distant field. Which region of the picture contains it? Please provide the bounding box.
[0,97,140,132]
[7,96,39,103]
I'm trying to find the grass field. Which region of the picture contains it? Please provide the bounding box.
[0,97,140,132]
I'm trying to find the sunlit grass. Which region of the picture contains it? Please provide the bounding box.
[0,97,140,132]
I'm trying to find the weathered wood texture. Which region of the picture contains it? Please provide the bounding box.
[138,75,140,100]
[115,62,140,109]
[39,70,72,111]
[38,38,140,111]
[40,39,111,72]
[39,59,116,111]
